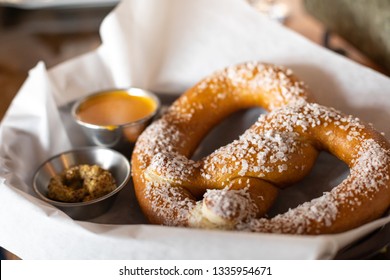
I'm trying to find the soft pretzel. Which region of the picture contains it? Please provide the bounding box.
[131,62,390,234]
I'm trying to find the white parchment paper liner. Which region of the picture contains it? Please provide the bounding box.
[1,0,390,259]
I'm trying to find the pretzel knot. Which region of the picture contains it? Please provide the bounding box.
[132,62,390,235]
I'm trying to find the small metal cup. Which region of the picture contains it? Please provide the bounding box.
[71,88,160,153]
[33,147,131,220]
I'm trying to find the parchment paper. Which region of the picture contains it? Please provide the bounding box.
[1,0,390,259]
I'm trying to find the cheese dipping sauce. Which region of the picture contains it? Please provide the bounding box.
[76,90,158,127]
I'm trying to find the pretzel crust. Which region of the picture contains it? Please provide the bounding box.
[131,62,390,234]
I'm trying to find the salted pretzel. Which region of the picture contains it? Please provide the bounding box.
[131,62,390,234]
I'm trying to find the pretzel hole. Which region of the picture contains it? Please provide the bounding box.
[191,107,266,161]
[267,151,349,217]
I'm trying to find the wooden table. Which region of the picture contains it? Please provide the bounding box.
[0,0,388,260]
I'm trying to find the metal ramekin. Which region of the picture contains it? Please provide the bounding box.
[71,87,160,153]
[33,147,131,220]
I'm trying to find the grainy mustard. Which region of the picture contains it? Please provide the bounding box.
[47,164,116,202]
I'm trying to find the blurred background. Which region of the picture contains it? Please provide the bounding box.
[0,0,389,260]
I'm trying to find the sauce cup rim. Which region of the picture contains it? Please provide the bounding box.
[71,87,161,130]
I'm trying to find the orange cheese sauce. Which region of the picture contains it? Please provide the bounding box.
[76,91,157,126]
